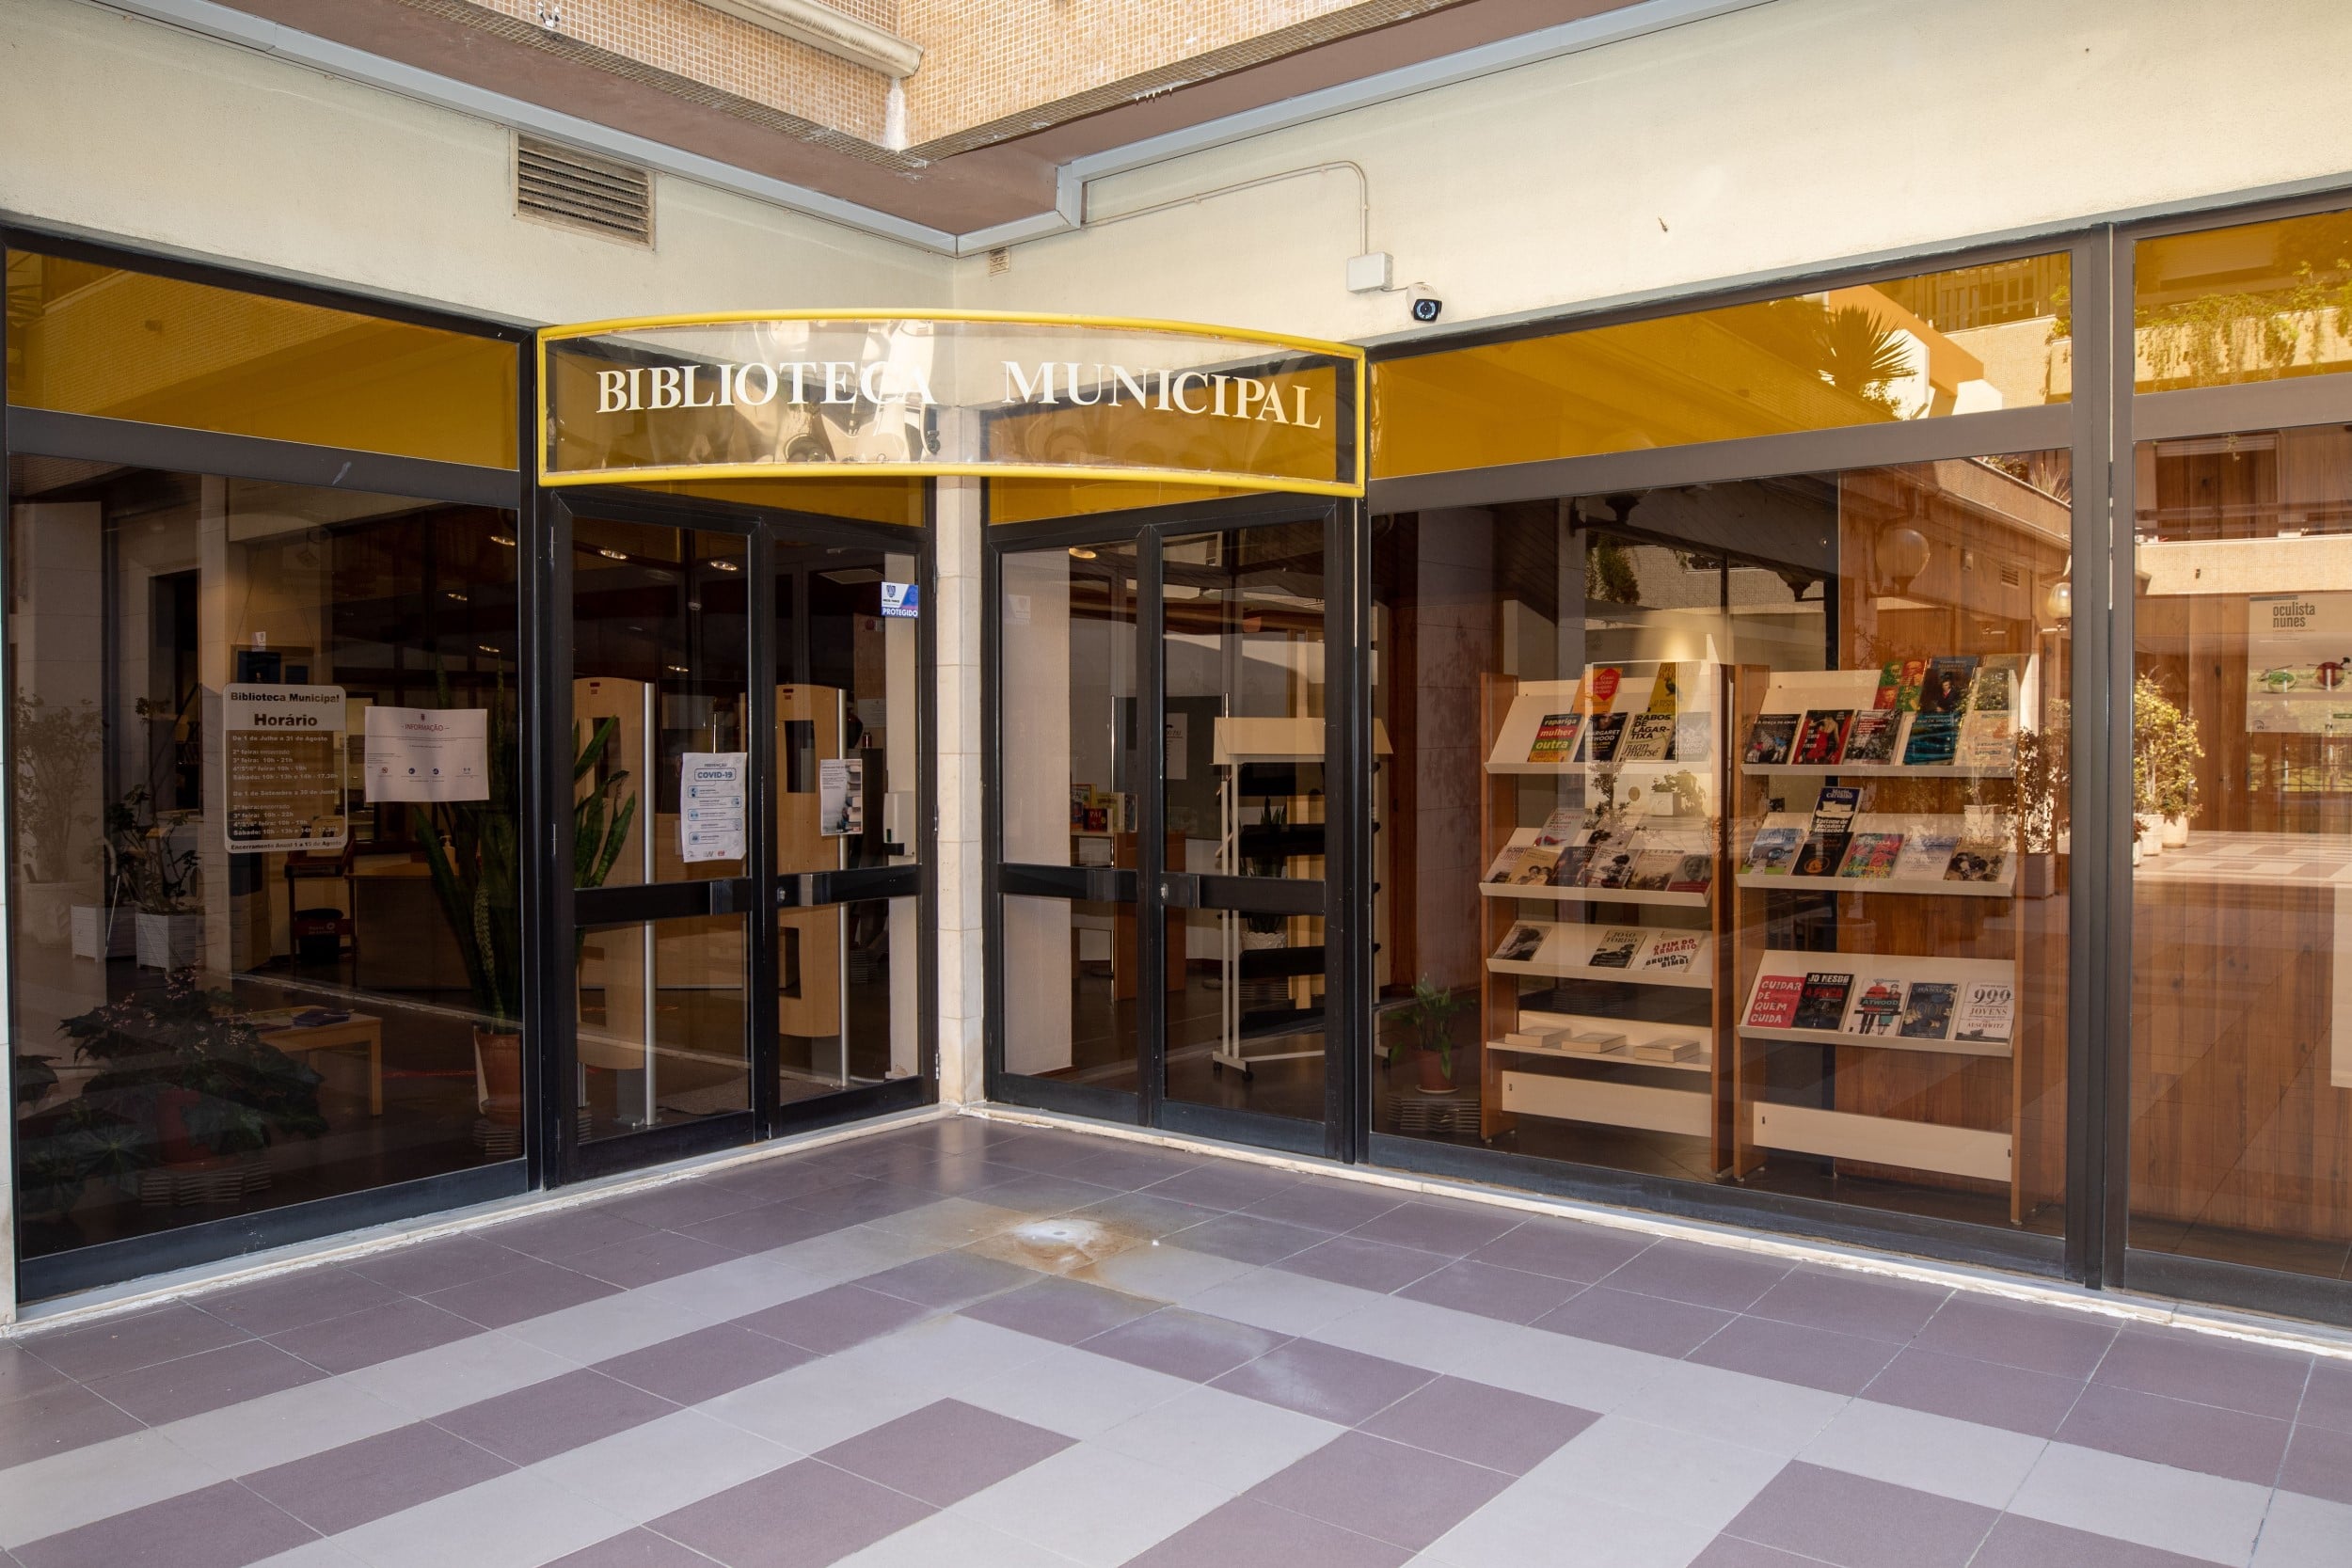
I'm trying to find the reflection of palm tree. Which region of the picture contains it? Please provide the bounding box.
[1812,306,1914,409]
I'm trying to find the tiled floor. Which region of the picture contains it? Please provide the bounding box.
[5,1115,2350,1568]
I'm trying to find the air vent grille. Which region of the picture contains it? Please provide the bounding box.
[516,135,653,245]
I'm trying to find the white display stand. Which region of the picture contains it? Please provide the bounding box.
[1739,668,2017,779]
[1733,810,2016,898]
[1736,950,2017,1057]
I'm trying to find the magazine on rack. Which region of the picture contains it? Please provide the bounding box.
[1667,852,1714,893]
[1485,844,1534,882]
[1844,975,1906,1035]
[1507,846,1563,886]
[1627,847,1685,892]
[1953,979,2016,1046]
[1794,786,1860,878]
[1580,712,1629,765]
[1792,709,1853,766]
[1900,712,1961,766]
[1945,821,2010,883]
[1587,927,1647,969]
[1959,711,2015,769]
[1674,708,1713,763]
[1842,708,1901,764]
[1639,931,1704,973]
[1920,656,1980,715]
[1836,832,1903,879]
[1893,830,1960,880]
[1875,657,1928,712]
[1746,974,1805,1028]
[1790,972,1855,1030]
[1620,712,1677,761]
[1898,981,1958,1039]
[1492,923,1548,963]
[1744,713,1800,766]
[1528,712,1583,764]
[1742,824,1804,875]
[1581,832,1643,889]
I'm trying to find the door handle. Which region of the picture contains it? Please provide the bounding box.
[1158,873,1200,909]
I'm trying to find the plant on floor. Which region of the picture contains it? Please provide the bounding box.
[1390,974,1470,1089]
[12,693,102,884]
[109,786,202,915]
[2013,703,2070,855]
[2132,673,2204,824]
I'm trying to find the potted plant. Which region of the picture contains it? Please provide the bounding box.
[2133,675,2203,855]
[2013,719,2069,897]
[106,790,206,968]
[1389,975,1470,1093]
[16,693,103,948]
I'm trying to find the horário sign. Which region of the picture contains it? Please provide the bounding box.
[538,312,1363,496]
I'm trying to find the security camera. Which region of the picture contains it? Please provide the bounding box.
[1410,295,1443,324]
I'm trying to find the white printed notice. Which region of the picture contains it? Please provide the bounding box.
[818,756,865,837]
[2249,591,2352,734]
[363,707,491,802]
[223,684,347,853]
[679,752,748,863]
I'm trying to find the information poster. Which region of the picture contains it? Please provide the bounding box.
[363,706,491,802]
[819,756,865,837]
[679,752,747,862]
[2249,593,2352,734]
[223,684,347,853]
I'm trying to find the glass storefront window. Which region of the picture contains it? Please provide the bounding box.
[8,457,521,1258]
[2136,209,2352,392]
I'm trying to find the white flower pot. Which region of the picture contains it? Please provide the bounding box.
[2134,815,2163,857]
[135,911,205,970]
[2131,838,2143,869]
[70,905,134,960]
[2161,814,2190,847]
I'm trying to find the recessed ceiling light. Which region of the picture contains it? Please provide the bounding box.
[1069,547,1097,560]
[710,559,740,572]
[597,547,628,561]
[488,533,516,547]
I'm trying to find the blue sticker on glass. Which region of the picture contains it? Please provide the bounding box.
[880,582,920,619]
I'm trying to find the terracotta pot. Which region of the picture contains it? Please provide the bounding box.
[474,1028,524,1126]
[1414,1047,1455,1093]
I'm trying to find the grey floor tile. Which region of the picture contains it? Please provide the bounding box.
[1685,1539,1827,1568]
[983,1129,1135,1177]
[1521,1415,1788,1535]
[0,1346,72,1408]
[1077,1243,1254,1303]
[1242,1431,1512,1551]
[833,1510,1095,1568]
[265,1295,485,1377]
[2278,1419,2352,1506]
[593,1323,817,1405]
[1126,1497,1410,1568]
[1689,1316,1900,1397]
[1721,1460,1997,1568]
[1798,1398,2045,1511]
[2091,1324,2313,1421]
[197,1269,403,1338]
[2252,1489,2352,1568]
[1273,1236,1452,1293]
[2058,1381,2290,1487]
[1082,1307,1289,1383]
[1359,1375,1595,1476]
[1533,1284,1732,1356]
[1465,1218,1651,1284]
[23,1303,252,1381]
[1628,1362,1851,1459]
[1140,1164,1303,1213]
[1909,1295,2116,1380]
[782,1180,945,1227]
[1971,1513,2227,1568]
[1744,1267,1948,1345]
[962,1171,1122,1216]
[240,1421,513,1535]
[1860,1345,2088,1439]
[418,1257,622,1329]
[1427,1481,1719,1568]
[1182,1267,1376,1338]
[533,1408,799,1527]
[1210,1338,1433,1424]
[327,1465,632,1568]
[961,1276,1163,1344]
[1095,1385,1343,1494]
[84,1339,325,1426]
[677,1200,844,1256]
[957,1342,1194,1441]
[1395,1260,1580,1324]
[951,1440,1231,1568]
[556,1230,743,1289]
[1596,1241,1791,1312]
[433,1368,678,1465]
[1167,1212,1329,1266]
[735,1283,932,1354]
[1244,1178,1408,1235]
[0,1384,144,1469]
[13,1480,316,1568]
[814,1398,1073,1506]
[345,1235,530,1297]
[649,1459,931,1568]
[490,1207,661,1261]
[596,1179,771,1232]
[2298,1358,2352,1435]
[1345,1200,1522,1259]
[544,1528,720,1568]
[2008,1441,2271,1566]
[1068,1192,1227,1241]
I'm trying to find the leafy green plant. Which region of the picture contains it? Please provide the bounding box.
[1389,975,1470,1080]
[1813,305,1916,412]
[108,788,201,914]
[13,693,102,883]
[2133,674,2204,820]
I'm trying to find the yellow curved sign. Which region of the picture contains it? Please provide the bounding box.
[538,311,1364,498]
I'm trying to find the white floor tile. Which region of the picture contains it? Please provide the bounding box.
[1426,1480,1719,1568]
[952,1443,1233,1567]
[2009,1442,2269,1566]
[1095,1385,1344,1493]
[1799,1397,2046,1511]
[1522,1415,1788,1534]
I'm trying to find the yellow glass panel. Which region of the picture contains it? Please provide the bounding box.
[983,364,1341,491]
[2135,210,2352,391]
[5,247,518,469]
[637,477,927,528]
[988,478,1255,525]
[1372,255,2071,480]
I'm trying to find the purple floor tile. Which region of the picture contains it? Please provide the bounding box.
[13,1481,315,1568]
[1533,1285,1732,1357]
[1357,1374,1596,1475]
[2280,1419,2352,1505]
[419,1257,622,1329]
[1396,1259,1581,1324]
[22,1302,251,1381]
[1744,1266,1947,1345]
[596,1179,769,1231]
[1068,1192,1227,1240]
[195,1267,402,1338]
[1860,1346,2089,1438]
[858,1249,1039,1308]
[1722,1462,1996,1568]
[1909,1294,2115,1380]
[866,1151,1006,1196]
[266,1295,483,1376]
[0,1384,144,1468]
[555,1229,742,1289]
[595,1323,817,1405]
[1081,1307,1289,1382]
[242,1421,514,1533]
[1272,1235,1452,1293]
[546,1528,723,1568]
[1597,1241,1791,1312]
[987,1130,1144,1178]
[1124,1497,1412,1568]
[677,1200,843,1255]
[649,1457,931,1568]
[779,1180,937,1227]
[1245,1178,1407,1235]
[1969,1513,2224,1568]
[964,1170,1123,1215]
[83,1338,325,1425]
[2055,1381,2290,1485]
[736,1283,932,1354]
[0,1345,72,1407]
[960,1276,1161,1344]
[813,1398,1073,1506]
[2300,1357,2352,1433]
[1211,1338,1432,1424]
[2090,1323,2312,1419]
[1166,1212,1329,1266]
[1689,1316,1900,1397]
[1241,1431,1512,1551]
[489,1206,660,1261]
[1467,1219,1651,1283]
[707,1161,872,1207]
[346,1234,530,1296]
[433,1368,678,1465]
[1141,1163,1302,1212]
[1344,1199,1522,1259]
[1687,1540,1832,1568]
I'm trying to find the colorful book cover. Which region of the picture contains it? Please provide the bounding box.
[1970,657,2020,715]
[1873,659,1904,710]
[1484,844,1532,883]
[1674,709,1713,764]
[1508,846,1563,886]
[1528,712,1583,764]
[1892,657,1929,712]
[1581,837,1643,889]
[1898,981,1959,1039]
[1844,976,1906,1035]
[1746,974,1805,1028]
[1627,848,1684,891]
[1581,665,1624,712]
[1639,932,1704,972]
[1893,831,1960,880]
[1920,655,1981,715]
[1493,923,1548,963]
[1549,846,1597,886]
[1959,711,2014,769]
[1842,708,1901,765]
[1953,979,2017,1046]
[1579,712,1629,765]
[1666,852,1714,892]
[1837,831,1903,879]
[1795,785,1860,878]
[1742,825,1804,875]
[1645,665,1681,714]
[1900,712,1962,766]
[1620,712,1677,761]
[1744,713,1800,766]
[1791,972,1855,1030]
[1534,808,1586,847]
[1945,829,2010,884]
[1586,927,1646,969]
[1792,709,1854,766]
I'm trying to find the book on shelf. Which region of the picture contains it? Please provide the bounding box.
[1842,708,1902,764]
[1507,846,1564,886]
[1900,711,1962,766]
[1844,975,1906,1035]
[1646,665,1682,714]
[1583,665,1624,711]
[1873,657,1924,712]
[1953,979,2016,1046]
[1837,831,1903,879]
[1619,712,1677,761]
[1744,713,1800,766]
[1970,656,2020,716]
[1667,852,1714,893]
[1893,830,1960,880]
[1794,785,1860,878]
[1742,824,1804,875]
[1630,1037,1702,1064]
[1959,711,2014,768]
[1945,825,2010,884]
[1567,1027,1629,1052]
[1791,972,1856,1030]
[1534,807,1586,847]
[1504,1024,1569,1050]
[1528,711,1583,764]
[1579,712,1629,765]
[1674,709,1713,764]
[1638,931,1704,973]
[1792,709,1854,766]
[1485,844,1534,882]
[1898,981,1958,1039]
[1919,656,1980,715]
[1587,927,1646,969]
[1746,974,1805,1028]
[1550,845,1597,886]
[1493,923,1548,963]
[1581,833,1643,889]
[1626,847,1684,892]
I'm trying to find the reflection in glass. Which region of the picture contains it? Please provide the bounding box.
[2136,210,2352,391]
[779,897,917,1103]
[576,915,747,1131]
[1000,896,1140,1093]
